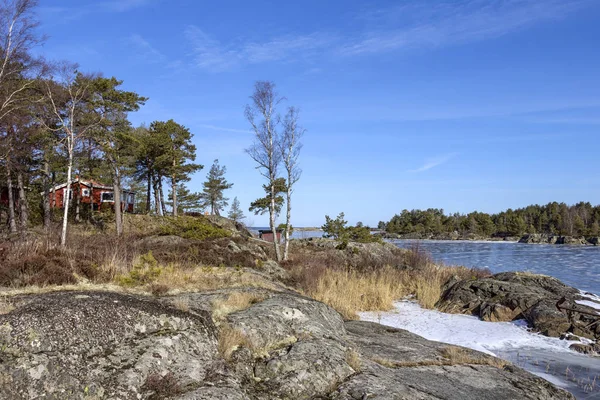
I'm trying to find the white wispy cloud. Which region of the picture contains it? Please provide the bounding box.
[197,124,251,134]
[183,1,588,71]
[185,25,336,72]
[341,0,589,55]
[409,153,458,173]
[127,34,165,62]
[38,0,156,23]
[100,0,155,13]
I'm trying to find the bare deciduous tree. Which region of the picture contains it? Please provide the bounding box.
[245,81,284,261]
[279,106,303,260]
[0,0,45,120]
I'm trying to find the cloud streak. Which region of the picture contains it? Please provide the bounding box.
[185,25,335,72]
[184,0,589,71]
[127,34,165,62]
[341,0,589,55]
[409,153,458,173]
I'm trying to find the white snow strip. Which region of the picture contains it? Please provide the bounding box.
[359,301,574,357]
[575,300,600,312]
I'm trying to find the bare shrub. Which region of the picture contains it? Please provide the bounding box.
[404,242,433,270]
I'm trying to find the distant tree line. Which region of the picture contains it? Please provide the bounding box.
[380,202,600,238]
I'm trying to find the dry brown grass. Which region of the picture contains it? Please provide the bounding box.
[217,323,251,360]
[150,265,283,294]
[345,348,362,371]
[308,267,408,320]
[440,346,509,368]
[0,296,14,314]
[171,297,190,312]
[211,291,266,320]
[284,243,491,319]
[372,346,508,369]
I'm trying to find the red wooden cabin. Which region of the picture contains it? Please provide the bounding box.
[48,178,136,213]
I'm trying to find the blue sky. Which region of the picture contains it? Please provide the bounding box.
[37,0,600,227]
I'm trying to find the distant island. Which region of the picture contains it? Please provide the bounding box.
[379,202,600,244]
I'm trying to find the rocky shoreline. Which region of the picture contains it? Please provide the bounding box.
[437,271,600,356]
[518,233,600,246]
[0,218,595,399]
[0,289,575,399]
[378,232,600,245]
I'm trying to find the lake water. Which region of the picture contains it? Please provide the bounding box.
[392,240,600,296]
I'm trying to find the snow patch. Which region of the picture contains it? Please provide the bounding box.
[359,301,574,357]
[575,300,600,313]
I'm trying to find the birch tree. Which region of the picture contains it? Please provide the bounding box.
[0,0,45,121]
[279,106,303,260]
[245,81,283,261]
[41,66,101,246]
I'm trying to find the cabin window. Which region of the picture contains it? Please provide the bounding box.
[64,188,73,200]
[128,193,135,204]
[101,192,114,202]
[82,188,90,197]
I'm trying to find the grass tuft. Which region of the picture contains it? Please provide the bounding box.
[217,323,251,360]
[212,291,266,320]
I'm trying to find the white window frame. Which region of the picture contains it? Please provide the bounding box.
[101,192,114,203]
[82,188,90,197]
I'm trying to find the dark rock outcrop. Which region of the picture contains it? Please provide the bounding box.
[438,272,600,343]
[0,289,575,399]
[519,234,593,245]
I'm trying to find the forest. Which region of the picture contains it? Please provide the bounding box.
[381,202,600,238]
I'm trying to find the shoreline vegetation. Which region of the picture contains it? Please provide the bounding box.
[377,231,600,245]
[379,202,600,245]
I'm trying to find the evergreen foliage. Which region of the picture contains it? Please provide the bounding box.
[228,197,245,223]
[384,202,600,237]
[199,159,233,216]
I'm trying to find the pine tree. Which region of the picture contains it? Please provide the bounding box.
[228,197,245,223]
[149,119,202,216]
[199,159,233,216]
[168,185,203,215]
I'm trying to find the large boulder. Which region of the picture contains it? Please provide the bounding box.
[331,321,574,400]
[438,272,600,341]
[0,291,219,399]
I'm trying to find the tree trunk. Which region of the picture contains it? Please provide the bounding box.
[42,159,51,230]
[171,175,178,217]
[112,166,123,236]
[146,169,152,214]
[152,173,161,216]
[61,154,73,247]
[51,172,56,210]
[158,177,167,216]
[269,182,281,261]
[75,185,80,223]
[283,187,291,261]
[6,160,17,234]
[17,171,28,230]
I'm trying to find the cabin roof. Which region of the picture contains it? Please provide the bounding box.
[49,179,135,193]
